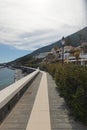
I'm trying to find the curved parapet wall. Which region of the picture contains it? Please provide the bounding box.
[0,69,40,123]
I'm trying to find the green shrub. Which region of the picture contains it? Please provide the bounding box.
[43,63,87,124]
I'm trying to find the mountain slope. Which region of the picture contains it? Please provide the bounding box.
[30,27,87,56]
[10,27,87,65]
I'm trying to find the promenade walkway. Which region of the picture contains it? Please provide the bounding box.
[0,71,87,130]
[0,73,42,130]
[26,71,51,130]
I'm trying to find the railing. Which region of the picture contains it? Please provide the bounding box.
[0,69,40,123]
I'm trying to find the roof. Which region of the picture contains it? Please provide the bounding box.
[64,46,73,50]
[81,42,87,46]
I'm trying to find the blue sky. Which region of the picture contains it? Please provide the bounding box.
[0,0,87,63]
[0,44,30,63]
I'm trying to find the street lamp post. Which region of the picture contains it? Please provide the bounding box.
[80,44,84,66]
[61,37,65,65]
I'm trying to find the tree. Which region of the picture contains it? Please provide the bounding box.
[54,46,58,51]
[74,49,80,64]
[70,48,80,64]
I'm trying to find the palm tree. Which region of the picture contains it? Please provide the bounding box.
[70,48,80,64]
[74,49,80,64]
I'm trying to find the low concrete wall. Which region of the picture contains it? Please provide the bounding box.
[0,69,40,123]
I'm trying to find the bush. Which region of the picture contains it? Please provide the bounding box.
[44,63,87,124]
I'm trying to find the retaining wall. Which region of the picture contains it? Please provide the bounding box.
[0,69,39,123]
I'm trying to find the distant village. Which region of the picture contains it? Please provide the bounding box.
[35,42,87,65]
[0,42,87,68]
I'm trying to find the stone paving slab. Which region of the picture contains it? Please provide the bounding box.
[47,73,87,130]
[0,73,42,130]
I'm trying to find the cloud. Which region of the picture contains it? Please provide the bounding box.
[0,0,86,51]
[0,27,59,50]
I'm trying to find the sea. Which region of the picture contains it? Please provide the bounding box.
[0,68,15,90]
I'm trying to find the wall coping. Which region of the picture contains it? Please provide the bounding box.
[0,69,39,109]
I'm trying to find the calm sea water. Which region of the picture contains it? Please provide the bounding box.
[0,68,15,90]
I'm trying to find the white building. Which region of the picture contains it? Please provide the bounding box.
[35,52,48,59]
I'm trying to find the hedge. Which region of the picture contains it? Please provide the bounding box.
[40,63,87,124]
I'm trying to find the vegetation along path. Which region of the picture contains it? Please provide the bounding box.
[47,73,87,130]
[0,71,87,130]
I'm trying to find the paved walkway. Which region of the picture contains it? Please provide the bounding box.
[26,71,51,130]
[0,73,42,130]
[0,71,87,130]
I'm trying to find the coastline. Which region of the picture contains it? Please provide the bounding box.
[7,67,27,82]
[0,68,14,90]
[14,69,27,82]
[0,66,5,69]
[0,68,27,91]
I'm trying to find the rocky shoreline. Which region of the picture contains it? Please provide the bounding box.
[14,69,27,82]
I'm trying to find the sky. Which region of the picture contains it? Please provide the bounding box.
[0,0,87,63]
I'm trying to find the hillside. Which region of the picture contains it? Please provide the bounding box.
[10,27,87,66]
[30,26,87,56]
